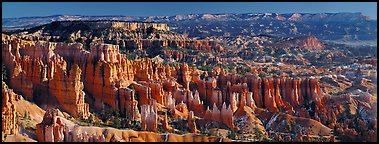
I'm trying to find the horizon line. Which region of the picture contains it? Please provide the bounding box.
[3,11,374,20]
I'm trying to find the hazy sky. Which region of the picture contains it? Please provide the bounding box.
[2,2,377,19]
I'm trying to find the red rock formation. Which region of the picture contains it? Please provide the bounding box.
[173,101,189,119]
[252,78,263,108]
[2,35,149,120]
[48,64,90,119]
[205,77,219,105]
[2,36,93,119]
[263,78,278,112]
[185,90,205,116]
[134,83,152,106]
[133,58,154,82]
[165,92,176,110]
[299,35,325,49]
[295,79,303,107]
[118,87,141,121]
[310,79,325,111]
[203,102,234,129]
[246,92,257,111]
[230,92,239,113]
[211,103,221,123]
[36,108,66,142]
[84,43,134,111]
[234,91,247,117]
[140,100,158,132]
[272,35,325,50]
[288,78,300,108]
[273,78,284,108]
[179,63,192,90]
[2,82,20,135]
[3,32,338,142]
[35,106,228,142]
[204,106,212,120]
[140,81,165,105]
[2,39,34,100]
[187,40,224,52]
[187,111,199,133]
[221,102,234,129]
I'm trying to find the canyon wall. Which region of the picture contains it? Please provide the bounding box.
[3,33,327,133]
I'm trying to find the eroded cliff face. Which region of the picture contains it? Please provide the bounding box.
[2,34,34,100]
[3,33,350,142]
[191,68,326,121]
[2,34,90,119]
[2,33,326,120]
[2,82,20,135]
[48,64,89,118]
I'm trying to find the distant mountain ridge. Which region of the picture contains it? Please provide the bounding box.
[2,12,372,29]
[2,12,377,44]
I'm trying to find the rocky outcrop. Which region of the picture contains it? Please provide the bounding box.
[187,111,199,133]
[3,34,327,120]
[220,102,234,128]
[83,43,134,111]
[48,64,90,119]
[118,87,141,121]
[2,36,91,118]
[165,92,176,110]
[187,40,224,51]
[234,105,267,140]
[133,83,152,106]
[140,100,158,132]
[178,63,192,90]
[203,102,234,129]
[2,36,34,100]
[36,108,65,142]
[172,101,189,119]
[140,81,165,105]
[133,58,165,82]
[187,91,204,116]
[57,42,139,118]
[217,71,326,115]
[271,35,325,50]
[2,82,20,135]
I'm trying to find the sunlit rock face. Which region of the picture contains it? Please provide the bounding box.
[2,36,90,119]
[48,64,90,119]
[2,34,326,121]
[2,82,20,135]
[36,108,65,142]
[3,15,375,143]
[140,100,158,132]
